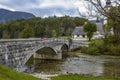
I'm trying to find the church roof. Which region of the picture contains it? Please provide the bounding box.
[72,26,86,35]
[72,22,104,35]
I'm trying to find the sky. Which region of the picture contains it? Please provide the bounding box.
[0,0,89,17]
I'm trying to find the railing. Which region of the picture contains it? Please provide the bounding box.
[0,38,67,42]
[0,38,42,42]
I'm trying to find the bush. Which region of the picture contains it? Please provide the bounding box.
[81,46,99,55]
[81,46,88,53]
[81,40,105,55]
[105,44,120,56]
[104,36,117,44]
[81,39,120,56]
[87,46,99,55]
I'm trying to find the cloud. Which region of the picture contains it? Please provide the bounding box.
[0,0,84,10]
[0,0,81,9]
[0,0,42,10]
[74,0,87,12]
[0,0,88,17]
[0,4,15,11]
[39,0,79,8]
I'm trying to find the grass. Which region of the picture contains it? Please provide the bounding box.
[51,74,120,80]
[0,65,41,80]
[58,36,71,39]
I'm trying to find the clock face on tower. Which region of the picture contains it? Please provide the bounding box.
[106,0,111,7]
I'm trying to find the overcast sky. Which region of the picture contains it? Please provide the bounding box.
[0,0,89,17]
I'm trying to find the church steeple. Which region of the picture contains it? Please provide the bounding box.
[104,0,112,24]
[105,0,111,8]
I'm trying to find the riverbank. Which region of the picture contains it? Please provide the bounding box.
[31,73,58,80]
[72,50,120,59]
[1,56,120,80]
[30,73,58,80]
[50,74,120,80]
[0,65,41,80]
[31,73,120,80]
[3,67,118,80]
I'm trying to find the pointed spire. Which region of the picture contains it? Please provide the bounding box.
[106,0,111,4]
[96,16,99,22]
[105,0,111,8]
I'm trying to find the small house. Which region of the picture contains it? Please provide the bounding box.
[72,22,104,40]
[72,27,87,40]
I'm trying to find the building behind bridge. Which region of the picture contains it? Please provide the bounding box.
[72,22,104,40]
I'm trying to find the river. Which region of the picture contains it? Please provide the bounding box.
[23,51,120,78]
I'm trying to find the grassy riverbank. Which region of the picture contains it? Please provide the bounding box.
[51,74,120,80]
[0,65,41,80]
[0,65,120,80]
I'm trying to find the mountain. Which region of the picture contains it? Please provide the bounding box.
[0,9,35,23]
[28,6,79,17]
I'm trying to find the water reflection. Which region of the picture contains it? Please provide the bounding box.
[103,60,120,77]
[25,55,120,77]
[62,57,103,76]
[34,59,62,74]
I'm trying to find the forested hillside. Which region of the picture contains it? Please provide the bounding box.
[0,16,87,39]
[0,9,35,23]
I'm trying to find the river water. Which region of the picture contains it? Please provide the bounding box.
[24,52,120,78]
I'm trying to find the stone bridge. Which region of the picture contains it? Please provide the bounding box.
[0,38,88,69]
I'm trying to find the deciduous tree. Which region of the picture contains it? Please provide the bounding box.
[83,22,97,41]
[20,24,34,38]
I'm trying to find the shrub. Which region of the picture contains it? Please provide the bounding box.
[86,46,99,55]
[81,46,99,55]
[104,36,117,44]
[105,44,120,56]
[88,40,105,55]
[81,39,120,56]
[81,46,88,53]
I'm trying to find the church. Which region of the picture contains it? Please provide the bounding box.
[72,0,111,40]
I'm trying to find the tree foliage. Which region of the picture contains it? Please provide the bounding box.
[83,22,97,41]
[107,5,120,41]
[20,24,34,38]
[0,16,87,39]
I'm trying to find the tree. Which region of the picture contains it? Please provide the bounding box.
[102,24,111,38]
[73,17,87,26]
[79,0,120,18]
[107,6,120,41]
[0,16,87,39]
[52,29,57,37]
[20,24,34,38]
[61,16,75,36]
[2,30,10,39]
[83,22,97,41]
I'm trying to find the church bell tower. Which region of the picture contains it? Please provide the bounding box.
[105,0,111,9]
[104,0,111,24]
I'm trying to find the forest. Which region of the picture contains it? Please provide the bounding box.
[0,16,87,39]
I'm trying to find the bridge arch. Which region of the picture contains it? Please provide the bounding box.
[61,44,69,54]
[33,47,59,60]
[36,47,57,55]
[33,44,69,60]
